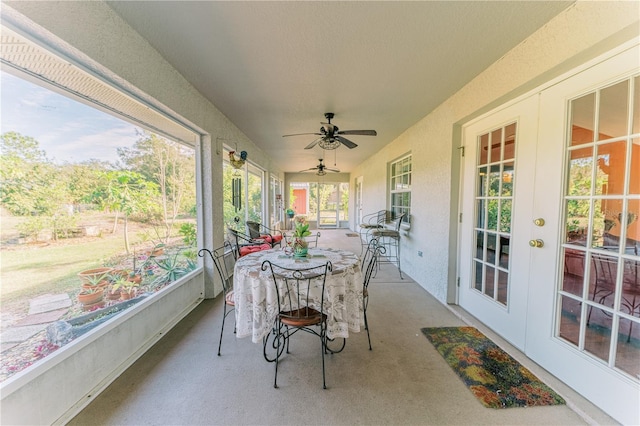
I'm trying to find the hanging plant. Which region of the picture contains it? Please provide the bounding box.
[228,150,247,169]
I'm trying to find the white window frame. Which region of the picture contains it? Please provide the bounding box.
[389,153,412,222]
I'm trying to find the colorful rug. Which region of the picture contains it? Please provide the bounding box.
[421,326,565,409]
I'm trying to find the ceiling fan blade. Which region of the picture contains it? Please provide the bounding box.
[304,137,323,150]
[298,167,318,173]
[283,132,322,137]
[337,129,377,136]
[326,168,340,173]
[335,135,358,149]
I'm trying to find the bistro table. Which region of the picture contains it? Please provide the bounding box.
[233,247,364,344]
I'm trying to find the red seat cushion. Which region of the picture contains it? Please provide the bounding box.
[239,243,271,257]
[260,234,283,244]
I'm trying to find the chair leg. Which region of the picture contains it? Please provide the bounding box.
[396,237,403,280]
[274,320,281,388]
[321,323,327,389]
[363,297,372,350]
[218,303,228,356]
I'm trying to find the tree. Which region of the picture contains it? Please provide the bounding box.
[0,132,54,215]
[91,170,158,253]
[118,132,195,242]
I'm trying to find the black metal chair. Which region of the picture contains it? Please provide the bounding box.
[358,210,388,255]
[371,212,407,279]
[227,227,271,257]
[361,237,385,350]
[246,221,283,248]
[198,241,237,356]
[261,259,333,389]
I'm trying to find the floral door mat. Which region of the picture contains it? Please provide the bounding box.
[421,326,566,409]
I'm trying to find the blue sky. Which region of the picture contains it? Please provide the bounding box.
[1,71,141,164]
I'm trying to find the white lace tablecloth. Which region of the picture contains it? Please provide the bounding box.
[233,247,364,343]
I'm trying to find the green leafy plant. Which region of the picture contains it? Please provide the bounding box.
[178,222,197,246]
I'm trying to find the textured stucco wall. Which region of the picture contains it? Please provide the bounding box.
[350,1,640,303]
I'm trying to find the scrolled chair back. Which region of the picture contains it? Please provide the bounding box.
[261,260,333,323]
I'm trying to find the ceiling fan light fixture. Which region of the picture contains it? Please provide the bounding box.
[317,169,327,176]
[317,138,340,150]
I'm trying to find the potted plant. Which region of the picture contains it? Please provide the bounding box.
[78,267,113,286]
[77,286,105,309]
[111,277,139,301]
[79,267,112,290]
[289,218,311,257]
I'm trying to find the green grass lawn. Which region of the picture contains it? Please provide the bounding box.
[1,231,147,315]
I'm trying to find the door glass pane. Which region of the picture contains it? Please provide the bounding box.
[566,199,590,246]
[634,76,640,134]
[562,248,585,297]
[557,75,640,380]
[474,261,483,291]
[478,167,488,196]
[631,138,640,195]
[501,162,514,196]
[499,200,512,233]
[589,254,617,309]
[504,123,516,161]
[475,231,485,259]
[584,314,611,362]
[473,122,515,305]
[476,200,486,229]
[479,133,489,165]
[570,92,595,146]
[596,141,625,195]
[497,270,508,305]
[598,80,628,140]
[616,317,640,378]
[568,147,593,196]
[558,295,581,345]
[626,199,639,254]
[485,266,495,298]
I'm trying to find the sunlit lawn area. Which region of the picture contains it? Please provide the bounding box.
[0,214,148,314]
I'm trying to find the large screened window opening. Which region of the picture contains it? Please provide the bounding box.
[0,31,198,382]
[389,154,412,221]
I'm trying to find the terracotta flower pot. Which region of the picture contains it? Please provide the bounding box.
[78,267,113,285]
[78,288,105,306]
[120,289,137,301]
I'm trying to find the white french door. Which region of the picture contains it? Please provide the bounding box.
[459,44,640,425]
[459,95,539,350]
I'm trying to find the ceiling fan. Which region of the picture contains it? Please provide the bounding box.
[283,112,377,150]
[298,159,340,176]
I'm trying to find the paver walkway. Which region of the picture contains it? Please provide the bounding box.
[0,293,71,352]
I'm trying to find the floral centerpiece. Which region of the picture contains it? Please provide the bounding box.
[290,216,311,257]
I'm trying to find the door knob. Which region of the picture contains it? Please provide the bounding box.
[529,239,544,248]
[533,218,545,227]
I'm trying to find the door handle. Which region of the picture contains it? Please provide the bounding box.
[533,218,545,227]
[529,239,544,248]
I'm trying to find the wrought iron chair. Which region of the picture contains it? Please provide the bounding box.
[198,241,237,356]
[246,221,284,248]
[371,212,407,279]
[358,210,388,255]
[227,227,271,258]
[261,259,333,389]
[361,237,385,350]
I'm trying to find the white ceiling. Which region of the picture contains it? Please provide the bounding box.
[106,1,574,173]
